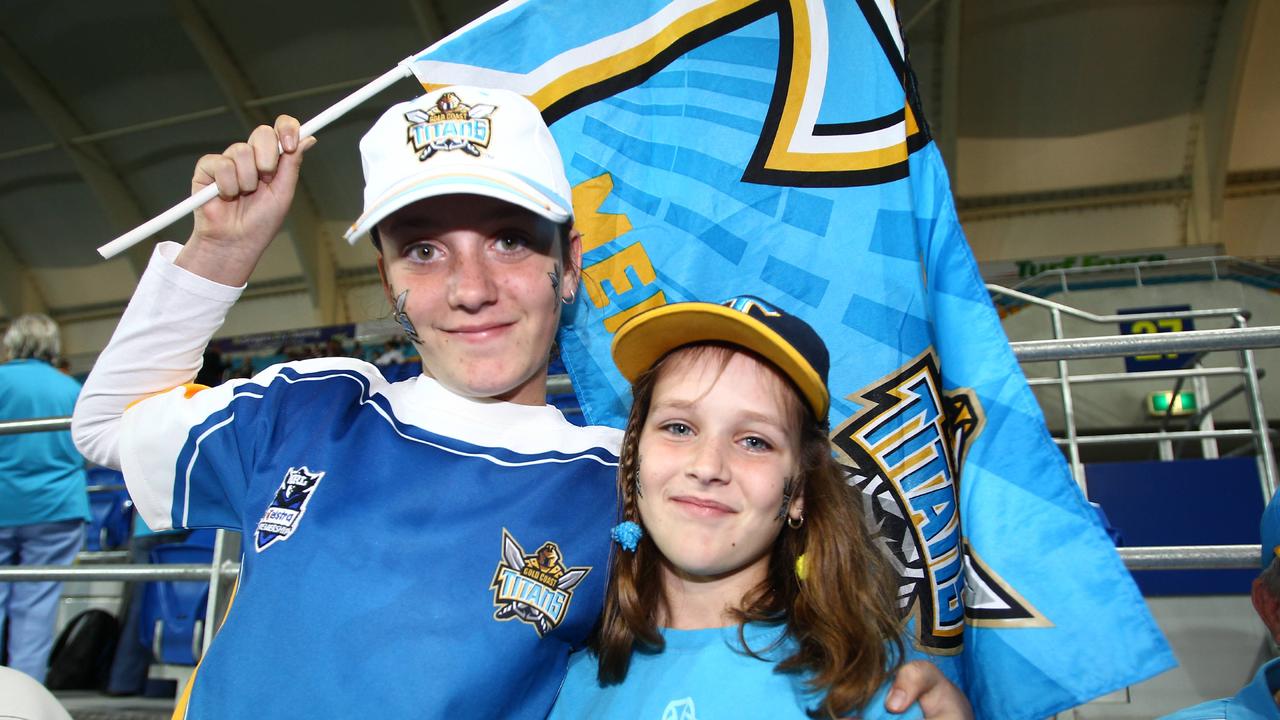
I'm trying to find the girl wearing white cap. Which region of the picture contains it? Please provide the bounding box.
[73,87,618,719]
[551,297,925,719]
[73,88,964,718]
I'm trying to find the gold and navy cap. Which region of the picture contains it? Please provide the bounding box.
[610,296,831,419]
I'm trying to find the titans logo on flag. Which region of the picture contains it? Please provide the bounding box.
[833,351,1046,651]
[255,466,325,552]
[404,91,495,160]
[491,529,590,637]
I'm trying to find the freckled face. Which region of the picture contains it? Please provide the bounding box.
[636,350,804,588]
[376,194,578,405]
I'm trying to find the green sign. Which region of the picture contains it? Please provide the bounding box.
[1147,391,1198,417]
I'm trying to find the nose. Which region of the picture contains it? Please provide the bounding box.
[447,243,498,312]
[686,437,729,485]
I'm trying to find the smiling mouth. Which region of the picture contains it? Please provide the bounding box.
[443,323,514,341]
[670,496,736,517]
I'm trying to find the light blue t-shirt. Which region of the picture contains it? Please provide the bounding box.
[0,359,90,527]
[1159,657,1280,719]
[550,622,923,719]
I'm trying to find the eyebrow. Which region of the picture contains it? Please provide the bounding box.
[650,399,786,428]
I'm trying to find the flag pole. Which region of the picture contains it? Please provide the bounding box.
[96,62,415,260]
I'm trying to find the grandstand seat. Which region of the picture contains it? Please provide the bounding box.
[84,467,134,551]
[182,528,220,549]
[139,543,213,665]
[85,488,133,551]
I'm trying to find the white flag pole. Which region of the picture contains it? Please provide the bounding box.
[97,62,415,260]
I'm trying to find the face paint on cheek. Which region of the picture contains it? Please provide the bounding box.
[392,288,423,344]
[548,263,562,300]
[778,476,795,521]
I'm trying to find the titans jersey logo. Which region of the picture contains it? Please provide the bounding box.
[831,351,1047,653]
[254,466,325,552]
[491,529,591,637]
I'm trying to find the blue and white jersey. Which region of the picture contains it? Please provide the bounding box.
[120,359,621,719]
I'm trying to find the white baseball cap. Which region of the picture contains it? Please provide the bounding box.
[343,85,573,244]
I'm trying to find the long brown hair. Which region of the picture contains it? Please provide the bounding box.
[594,344,905,719]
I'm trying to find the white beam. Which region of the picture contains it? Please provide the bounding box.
[172,0,340,323]
[1186,0,1259,247]
[0,31,154,276]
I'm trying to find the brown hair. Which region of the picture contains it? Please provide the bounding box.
[594,344,905,719]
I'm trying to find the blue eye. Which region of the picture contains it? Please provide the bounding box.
[742,436,773,452]
[662,422,692,437]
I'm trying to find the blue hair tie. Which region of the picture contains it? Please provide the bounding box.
[610,521,643,552]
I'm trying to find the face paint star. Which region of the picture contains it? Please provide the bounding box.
[393,289,422,343]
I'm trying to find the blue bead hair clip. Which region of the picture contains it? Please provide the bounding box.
[610,521,643,552]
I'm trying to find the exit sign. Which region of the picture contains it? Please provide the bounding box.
[1147,391,1198,417]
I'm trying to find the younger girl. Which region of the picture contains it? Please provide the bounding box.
[551,296,922,719]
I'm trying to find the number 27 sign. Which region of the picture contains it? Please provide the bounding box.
[1118,306,1195,372]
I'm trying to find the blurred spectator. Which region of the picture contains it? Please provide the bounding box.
[54,358,71,376]
[375,340,406,366]
[229,357,255,380]
[0,314,90,683]
[1159,492,1280,718]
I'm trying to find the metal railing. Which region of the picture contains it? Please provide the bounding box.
[986,284,1279,502]
[2,325,1277,653]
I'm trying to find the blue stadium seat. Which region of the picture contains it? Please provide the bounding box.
[85,488,133,551]
[182,528,220,549]
[84,466,134,551]
[85,466,125,488]
[139,543,213,665]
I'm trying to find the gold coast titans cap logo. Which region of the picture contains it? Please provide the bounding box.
[491,529,590,637]
[404,91,494,160]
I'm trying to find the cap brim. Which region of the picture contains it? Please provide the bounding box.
[610,302,829,418]
[343,163,572,243]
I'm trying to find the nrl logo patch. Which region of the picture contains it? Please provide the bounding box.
[254,466,325,552]
[491,529,590,637]
[405,91,495,160]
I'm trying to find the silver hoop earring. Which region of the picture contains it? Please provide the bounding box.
[787,514,804,529]
[561,288,577,306]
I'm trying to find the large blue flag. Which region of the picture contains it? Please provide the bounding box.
[408,1,1175,716]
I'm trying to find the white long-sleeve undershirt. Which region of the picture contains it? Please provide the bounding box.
[71,242,244,469]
